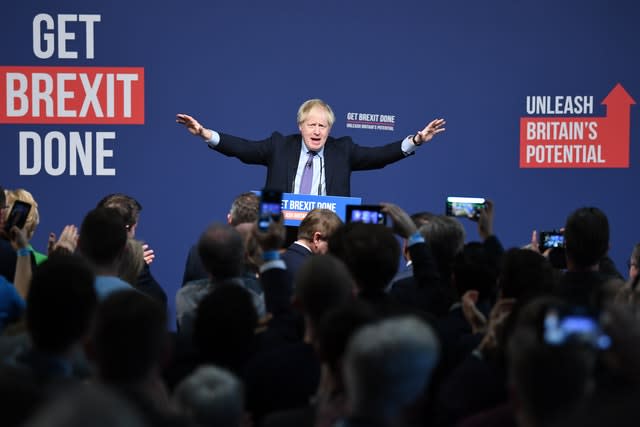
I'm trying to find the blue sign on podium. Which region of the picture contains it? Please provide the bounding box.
[253,191,361,226]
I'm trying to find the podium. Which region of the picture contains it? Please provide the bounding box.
[281,193,361,226]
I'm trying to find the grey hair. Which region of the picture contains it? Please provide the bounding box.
[173,365,244,427]
[343,316,440,419]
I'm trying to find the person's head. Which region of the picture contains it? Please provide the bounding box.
[507,297,598,427]
[627,243,640,282]
[297,99,335,151]
[418,215,465,275]
[564,207,610,270]
[227,192,260,226]
[27,255,97,354]
[117,239,145,286]
[78,207,128,270]
[4,188,40,240]
[173,365,244,427]
[452,242,499,301]
[297,208,343,254]
[235,222,263,274]
[499,248,556,302]
[193,282,258,370]
[410,211,435,227]
[315,301,377,392]
[24,384,146,427]
[197,223,244,280]
[343,316,440,420]
[294,254,355,335]
[329,222,400,293]
[96,193,142,238]
[92,290,168,384]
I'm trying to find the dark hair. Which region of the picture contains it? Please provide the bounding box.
[93,290,167,383]
[316,301,377,382]
[564,207,610,268]
[329,223,399,292]
[197,223,244,279]
[499,248,556,301]
[96,193,142,228]
[452,242,499,300]
[193,282,258,370]
[27,255,97,353]
[294,254,355,326]
[78,207,128,266]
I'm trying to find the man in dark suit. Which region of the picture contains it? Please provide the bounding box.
[281,208,342,280]
[177,99,445,196]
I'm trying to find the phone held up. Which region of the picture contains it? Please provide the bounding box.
[345,205,387,225]
[445,196,486,221]
[543,305,611,350]
[4,200,32,234]
[539,230,564,252]
[258,189,283,231]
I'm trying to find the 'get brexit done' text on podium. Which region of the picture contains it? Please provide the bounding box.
[280,193,361,226]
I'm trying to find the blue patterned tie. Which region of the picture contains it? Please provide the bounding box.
[299,151,316,194]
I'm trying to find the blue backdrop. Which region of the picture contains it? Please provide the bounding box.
[2,0,639,326]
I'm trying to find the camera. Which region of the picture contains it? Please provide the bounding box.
[4,200,32,234]
[258,189,282,231]
[345,205,387,225]
[539,230,564,252]
[543,306,611,350]
[445,196,486,220]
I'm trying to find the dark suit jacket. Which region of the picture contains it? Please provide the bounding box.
[281,242,312,280]
[214,132,411,196]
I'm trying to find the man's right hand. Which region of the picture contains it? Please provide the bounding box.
[176,113,212,140]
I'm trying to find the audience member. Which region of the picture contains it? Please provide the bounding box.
[281,208,342,279]
[339,316,440,427]
[173,365,245,427]
[3,188,46,264]
[556,207,616,309]
[77,207,133,299]
[244,254,355,424]
[176,223,265,337]
[91,290,185,425]
[3,255,97,388]
[23,383,147,427]
[182,192,260,286]
[97,193,167,306]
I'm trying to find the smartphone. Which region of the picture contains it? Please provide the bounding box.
[543,306,611,350]
[258,189,282,231]
[4,200,32,233]
[345,205,387,225]
[445,196,486,220]
[539,230,564,252]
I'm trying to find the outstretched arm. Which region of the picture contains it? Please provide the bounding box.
[176,113,214,141]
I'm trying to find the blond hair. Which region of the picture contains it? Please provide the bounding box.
[5,188,40,240]
[297,99,335,128]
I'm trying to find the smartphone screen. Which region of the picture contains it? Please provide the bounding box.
[4,200,32,233]
[539,231,565,251]
[445,196,486,220]
[345,205,386,225]
[258,189,282,231]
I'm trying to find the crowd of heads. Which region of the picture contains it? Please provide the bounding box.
[2,185,640,427]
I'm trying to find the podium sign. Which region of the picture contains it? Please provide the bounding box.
[281,193,361,226]
[252,191,361,226]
